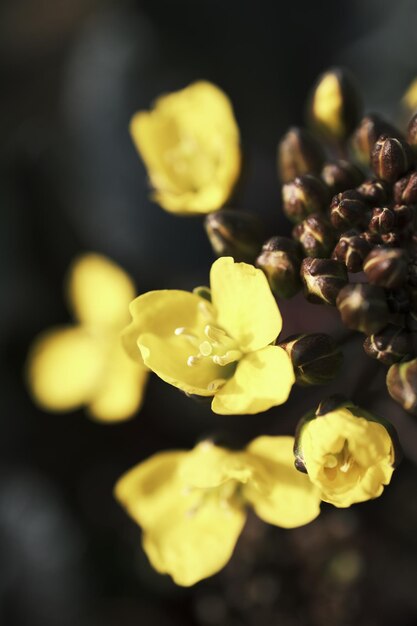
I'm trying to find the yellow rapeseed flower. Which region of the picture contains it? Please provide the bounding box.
[26,253,148,422]
[402,77,417,112]
[122,256,295,415]
[296,404,396,507]
[130,81,241,214]
[115,436,321,586]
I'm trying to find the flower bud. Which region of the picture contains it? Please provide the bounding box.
[352,114,403,165]
[292,213,335,258]
[369,207,396,235]
[204,210,264,263]
[330,189,368,230]
[363,324,411,366]
[256,236,302,299]
[332,229,371,272]
[300,258,348,305]
[364,247,409,289]
[387,358,417,415]
[361,230,382,247]
[308,68,362,141]
[381,232,403,248]
[321,160,364,195]
[282,174,329,223]
[294,401,400,505]
[336,283,389,334]
[393,171,417,204]
[280,333,342,386]
[407,113,417,154]
[277,127,325,182]
[371,136,414,183]
[357,178,391,207]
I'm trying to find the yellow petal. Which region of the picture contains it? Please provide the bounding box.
[244,436,321,528]
[403,77,417,111]
[88,338,149,422]
[123,290,225,395]
[143,497,246,586]
[210,257,282,352]
[26,326,105,412]
[114,451,187,529]
[67,253,136,329]
[301,409,395,507]
[115,449,246,586]
[211,346,295,415]
[130,81,241,215]
[180,441,253,489]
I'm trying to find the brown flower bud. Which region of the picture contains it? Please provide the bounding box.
[292,213,335,258]
[387,358,417,415]
[363,324,411,366]
[300,258,348,305]
[371,136,414,183]
[256,236,302,299]
[336,284,389,334]
[364,247,409,289]
[393,171,417,204]
[277,127,325,183]
[407,113,417,154]
[369,207,396,235]
[204,210,264,263]
[332,229,371,272]
[282,174,329,223]
[357,178,391,207]
[322,160,364,195]
[279,333,342,386]
[381,232,403,248]
[330,189,368,230]
[361,230,382,247]
[352,114,403,165]
[308,68,362,141]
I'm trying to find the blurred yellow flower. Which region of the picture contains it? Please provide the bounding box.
[130,81,241,214]
[26,253,148,422]
[402,77,417,112]
[115,436,320,586]
[297,405,396,507]
[123,256,295,415]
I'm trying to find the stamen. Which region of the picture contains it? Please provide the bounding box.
[187,355,202,367]
[198,301,213,320]
[340,459,353,473]
[207,378,227,392]
[212,350,242,366]
[199,341,213,356]
[204,324,227,343]
[323,454,338,469]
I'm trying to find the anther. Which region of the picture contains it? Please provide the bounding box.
[207,378,227,392]
[204,324,227,343]
[187,356,202,367]
[212,350,242,366]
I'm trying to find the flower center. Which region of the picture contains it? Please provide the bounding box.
[182,479,240,519]
[174,314,242,391]
[323,440,355,477]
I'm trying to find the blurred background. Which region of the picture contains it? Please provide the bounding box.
[3,0,417,624]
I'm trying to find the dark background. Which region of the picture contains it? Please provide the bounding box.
[3,1,417,624]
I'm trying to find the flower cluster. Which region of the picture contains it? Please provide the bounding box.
[26,73,410,587]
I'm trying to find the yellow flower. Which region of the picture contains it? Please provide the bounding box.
[122,256,295,415]
[115,436,321,586]
[296,404,397,507]
[26,253,148,422]
[130,81,241,214]
[402,77,417,112]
